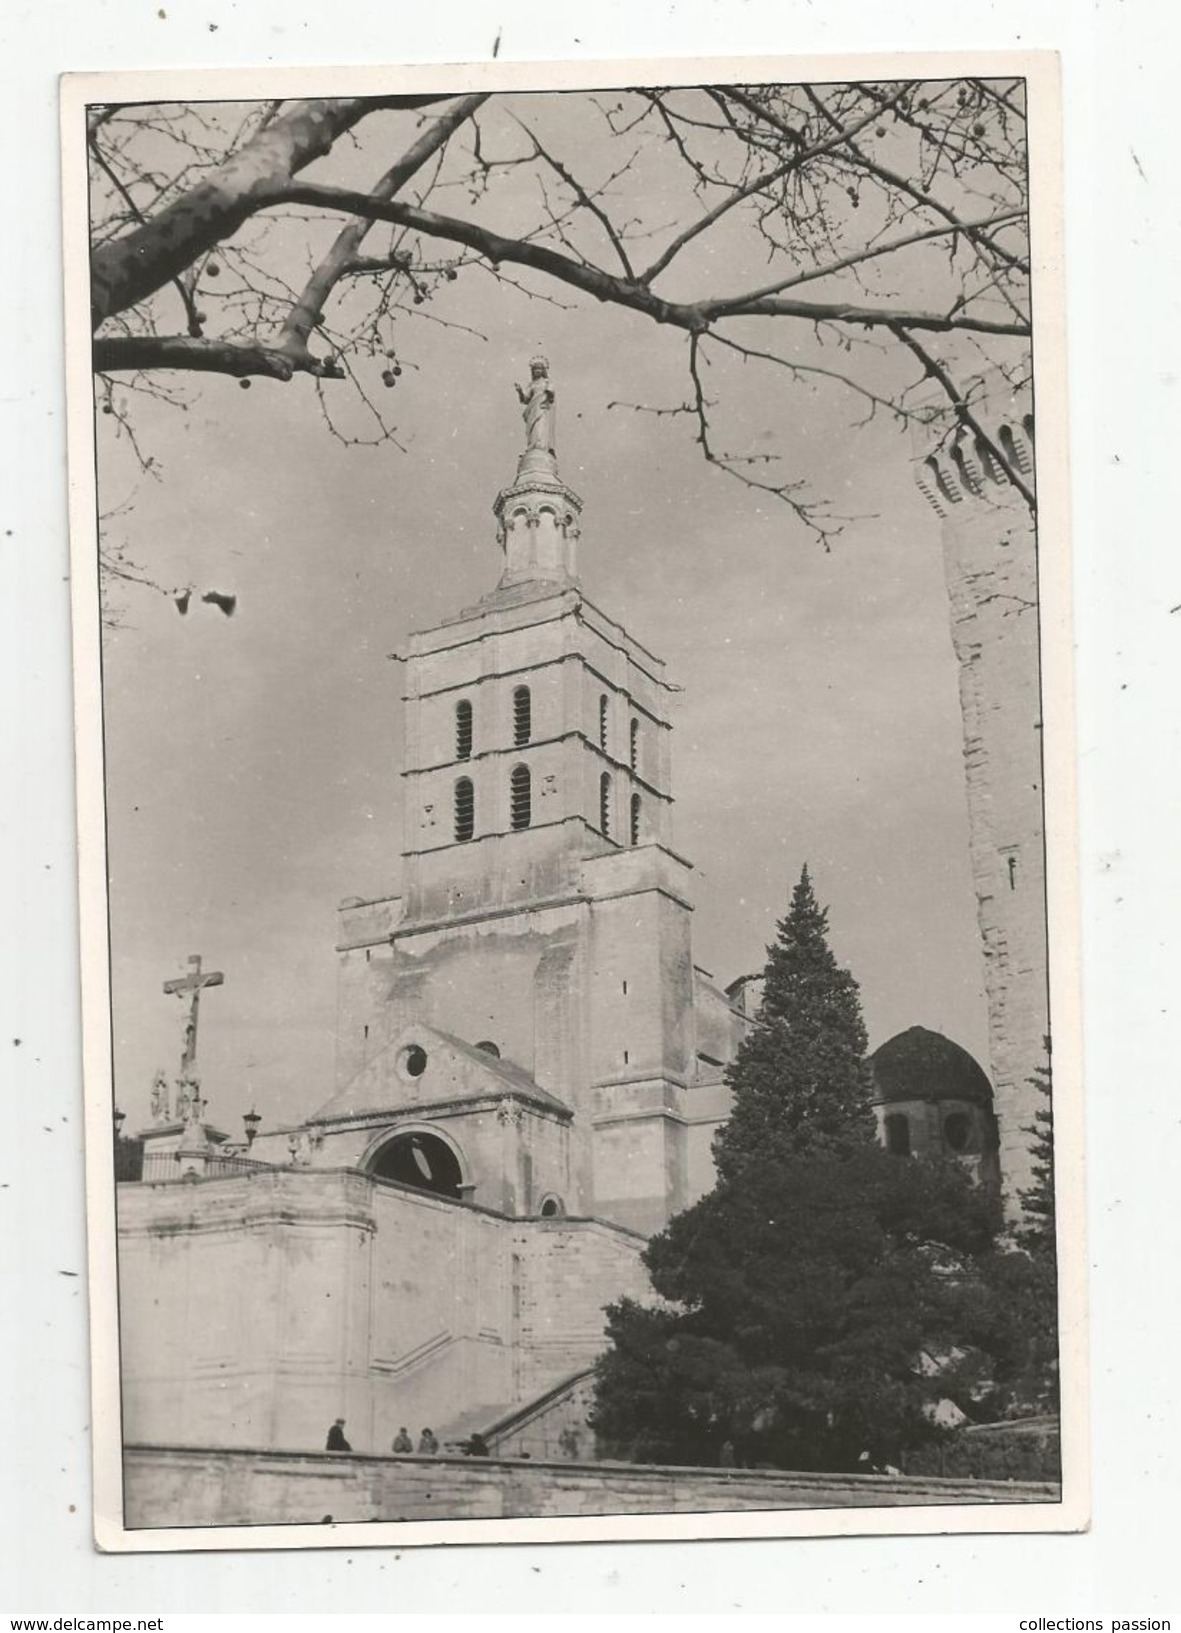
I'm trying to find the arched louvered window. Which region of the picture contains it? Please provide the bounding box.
[599,772,612,838]
[884,1112,911,1157]
[512,685,531,747]
[598,694,609,750]
[510,763,532,830]
[630,792,642,846]
[629,718,639,771]
[454,777,475,842]
[455,698,473,761]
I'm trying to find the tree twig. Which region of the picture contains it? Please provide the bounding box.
[278,93,488,357]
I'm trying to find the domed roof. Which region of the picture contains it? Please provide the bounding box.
[869,1026,993,1107]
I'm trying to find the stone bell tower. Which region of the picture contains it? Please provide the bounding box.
[326,359,709,1235]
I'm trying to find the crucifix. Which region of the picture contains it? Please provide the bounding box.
[163,953,224,1077]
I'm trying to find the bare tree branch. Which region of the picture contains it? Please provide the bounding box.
[276,185,1031,340]
[510,118,638,279]
[889,323,1035,510]
[640,85,909,285]
[90,95,453,326]
[88,128,204,337]
[709,210,1025,311]
[87,83,1036,549]
[94,335,305,380]
[278,93,488,359]
[682,332,854,545]
[800,85,1031,278]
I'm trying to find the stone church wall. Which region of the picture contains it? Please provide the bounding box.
[684,1079,732,1206]
[341,905,586,1098]
[512,1216,650,1398]
[116,1167,647,1459]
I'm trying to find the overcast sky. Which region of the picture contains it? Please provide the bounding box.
[95,92,999,1137]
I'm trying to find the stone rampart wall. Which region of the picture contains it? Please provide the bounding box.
[124,1444,1059,1529]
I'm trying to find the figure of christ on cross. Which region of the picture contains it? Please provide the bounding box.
[163,954,224,1078]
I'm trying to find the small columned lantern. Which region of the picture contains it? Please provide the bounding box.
[243,1108,262,1147]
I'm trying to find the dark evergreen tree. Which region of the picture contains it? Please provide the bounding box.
[1015,1057,1055,1252]
[714,864,877,1179]
[593,865,1010,1471]
[969,1054,1059,1419]
[114,1131,144,1182]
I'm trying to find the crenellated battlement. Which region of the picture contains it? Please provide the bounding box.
[913,408,1035,517]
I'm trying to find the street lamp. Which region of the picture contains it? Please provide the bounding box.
[243,1108,261,1147]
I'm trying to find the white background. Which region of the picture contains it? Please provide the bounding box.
[2,0,1178,1614]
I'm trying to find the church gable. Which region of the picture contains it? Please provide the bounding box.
[310,1022,573,1128]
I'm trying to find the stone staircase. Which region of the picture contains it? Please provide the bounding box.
[437,1368,597,1460]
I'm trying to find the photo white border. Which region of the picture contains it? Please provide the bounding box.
[61,49,1086,1555]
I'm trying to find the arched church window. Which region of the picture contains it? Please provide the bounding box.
[944,1111,972,1152]
[368,1131,462,1200]
[454,778,475,842]
[599,772,612,838]
[510,763,532,830]
[455,698,473,760]
[629,718,639,771]
[599,693,609,750]
[884,1112,911,1156]
[630,793,642,846]
[512,685,531,747]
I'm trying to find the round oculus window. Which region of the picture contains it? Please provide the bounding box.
[399,1044,428,1079]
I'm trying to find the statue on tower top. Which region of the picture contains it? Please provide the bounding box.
[515,356,556,456]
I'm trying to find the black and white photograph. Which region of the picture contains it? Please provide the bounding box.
[64,57,1083,1547]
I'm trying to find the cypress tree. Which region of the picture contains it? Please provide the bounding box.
[1015,1057,1055,1251]
[714,864,877,1182]
[593,864,1010,1470]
